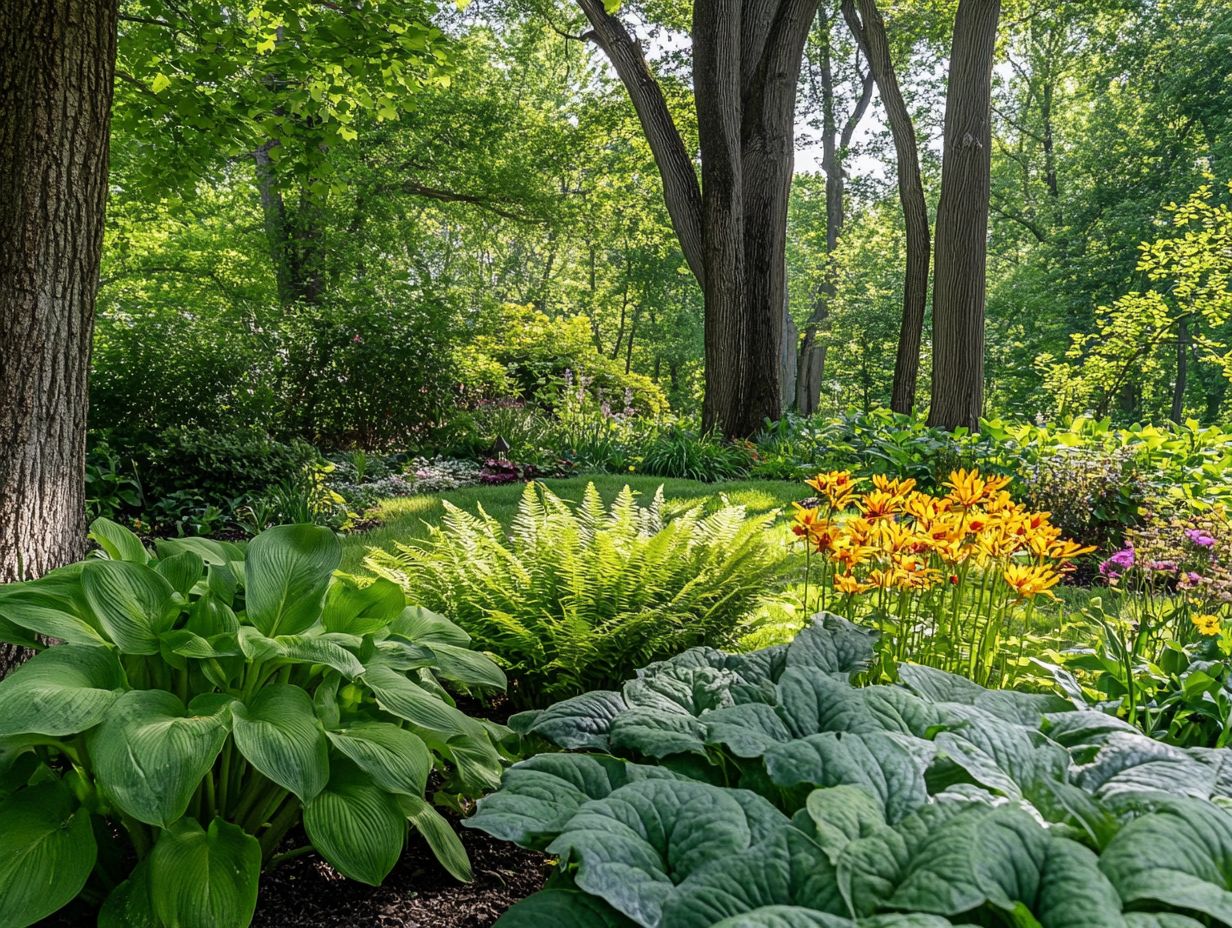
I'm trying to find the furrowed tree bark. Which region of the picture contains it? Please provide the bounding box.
[577,0,819,438]
[927,0,1000,431]
[0,0,118,672]
[845,0,930,415]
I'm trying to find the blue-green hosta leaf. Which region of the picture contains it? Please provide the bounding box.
[89,517,149,564]
[495,887,637,927]
[244,524,340,637]
[147,819,260,928]
[547,779,789,927]
[327,722,430,796]
[81,560,177,654]
[0,780,96,928]
[932,712,1068,802]
[465,754,683,850]
[609,709,709,759]
[303,763,405,885]
[88,690,231,827]
[661,826,844,928]
[898,663,1068,726]
[232,684,329,802]
[1122,915,1208,928]
[776,670,940,739]
[764,732,932,823]
[623,663,740,716]
[705,702,794,759]
[1100,796,1232,922]
[323,575,405,636]
[1042,711,1139,758]
[712,911,951,928]
[803,786,888,862]
[1189,747,1232,799]
[1076,732,1218,799]
[785,614,877,676]
[510,689,628,750]
[237,626,365,678]
[0,645,124,736]
[400,793,472,882]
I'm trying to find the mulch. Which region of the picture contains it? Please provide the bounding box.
[38,815,549,928]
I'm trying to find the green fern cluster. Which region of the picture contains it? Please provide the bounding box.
[364,482,788,706]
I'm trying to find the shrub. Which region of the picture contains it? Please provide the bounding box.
[1018,444,1146,550]
[468,615,1232,927]
[366,482,789,706]
[0,519,507,927]
[791,469,1093,687]
[635,425,755,482]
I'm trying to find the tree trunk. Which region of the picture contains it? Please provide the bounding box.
[926,0,1000,431]
[845,0,931,415]
[0,0,118,670]
[577,0,819,438]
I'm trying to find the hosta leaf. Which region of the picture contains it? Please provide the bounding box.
[713,912,951,928]
[933,714,1068,802]
[153,550,205,597]
[82,560,177,654]
[623,663,739,716]
[609,709,709,758]
[89,689,231,826]
[0,595,107,646]
[401,792,471,882]
[304,763,405,885]
[1077,732,1217,799]
[661,826,844,928]
[0,781,96,928]
[0,645,124,736]
[804,786,887,862]
[1100,797,1232,921]
[421,642,507,689]
[323,575,405,635]
[237,626,365,678]
[764,732,931,823]
[495,888,637,927]
[148,819,260,928]
[390,605,472,646]
[785,614,877,676]
[244,525,340,637]
[465,754,681,850]
[362,664,486,737]
[232,684,329,802]
[510,690,628,750]
[546,779,788,927]
[327,722,430,796]
[438,729,507,793]
[89,517,149,564]
[705,702,794,759]
[98,857,158,928]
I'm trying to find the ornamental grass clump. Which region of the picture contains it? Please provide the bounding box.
[792,468,1094,685]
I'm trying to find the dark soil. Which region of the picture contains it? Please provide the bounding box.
[37,814,548,928]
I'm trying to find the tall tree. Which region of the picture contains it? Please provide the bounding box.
[927,0,1000,430]
[843,0,930,415]
[574,0,820,437]
[0,0,118,585]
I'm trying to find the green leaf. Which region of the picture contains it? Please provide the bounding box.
[154,550,205,597]
[362,664,486,737]
[804,786,887,862]
[785,614,877,676]
[237,626,365,678]
[89,517,149,564]
[304,763,405,885]
[0,781,96,928]
[98,858,158,928]
[148,819,260,928]
[244,524,340,637]
[0,596,107,646]
[390,605,472,647]
[419,642,507,690]
[323,575,404,635]
[232,684,329,802]
[495,888,637,927]
[89,689,231,826]
[327,722,430,796]
[510,689,628,750]
[0,645,124,736]
[401,793,472,882]
[81,560,177,654]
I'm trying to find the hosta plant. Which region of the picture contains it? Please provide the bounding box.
[0,519,508,928]
[469,614,1232,927]
[366,481,788,706]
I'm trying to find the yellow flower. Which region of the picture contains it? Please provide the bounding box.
[871,474,917,498]
[1048,538,1097,561]
[834,572,874,595]
[805,471,859,510]
[1193,613,1222,636]
[860,490,904,521]
[944,468,1012,509]
[790,503,823,539]
[1002,563,1062,600]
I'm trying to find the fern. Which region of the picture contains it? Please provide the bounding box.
[365,482,788,706]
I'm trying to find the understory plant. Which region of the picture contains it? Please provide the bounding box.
[366,481,788,706]
[791,469,1093,687]
[469,614,1232,927]
[0,519,508,928]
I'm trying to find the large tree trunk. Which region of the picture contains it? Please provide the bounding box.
[926,0,999,430]
[845,0,931,415]
[577,0,818,438]
[0,0,118,670]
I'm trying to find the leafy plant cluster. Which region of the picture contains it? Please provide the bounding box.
[469,615,1232,927]
[366,481,789,706]
[0,519,508,928]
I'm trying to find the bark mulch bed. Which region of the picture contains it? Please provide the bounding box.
[38,814,549,928]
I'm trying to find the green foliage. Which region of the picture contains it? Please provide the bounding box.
[0,519,507,927]
[469,615,1232,927]
[636,426,755,483]
[365,482,789,705]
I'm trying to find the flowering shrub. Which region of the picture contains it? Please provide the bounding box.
[791,468,1093,686]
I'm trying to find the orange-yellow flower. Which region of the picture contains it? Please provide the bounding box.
[861,490,904,521]
[805,471,859,510]
[834,572,874,595]
[1048,538,1097,561]
[1003,563,1062,600]
[1192,613,1222,636]
[872,474,917,498]
[791,503,823,539]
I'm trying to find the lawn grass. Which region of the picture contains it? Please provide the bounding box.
[340,474,805,573]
